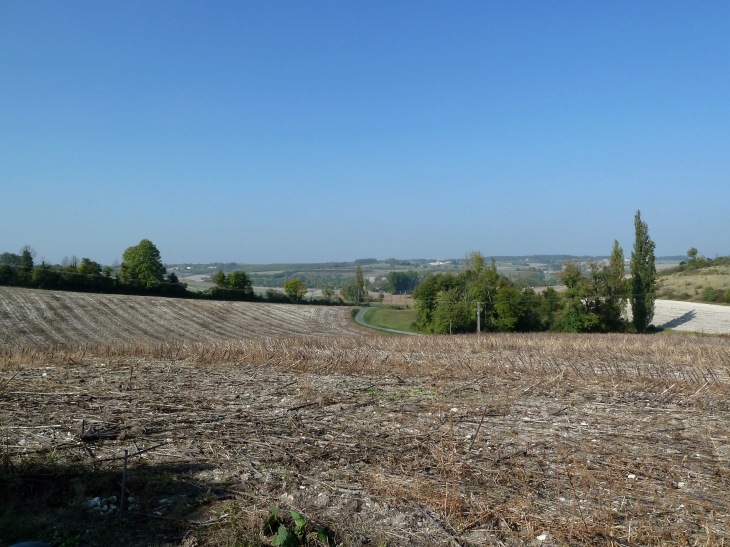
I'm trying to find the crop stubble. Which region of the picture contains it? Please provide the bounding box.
[0,287,363,347]
[2,333,730,546]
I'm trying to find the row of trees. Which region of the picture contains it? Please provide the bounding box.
[0,240,185,296]
[0,238,360,307]
[413,211,657,333]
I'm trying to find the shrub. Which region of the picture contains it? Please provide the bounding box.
[725,289,730,303]
[701,286,718,302]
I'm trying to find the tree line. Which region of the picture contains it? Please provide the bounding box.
[0,240,348,306]
[413,211,657,333]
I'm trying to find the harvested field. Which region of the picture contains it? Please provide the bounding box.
[2,334,730,546]
[0,287,363,347]
[653,299,730,334]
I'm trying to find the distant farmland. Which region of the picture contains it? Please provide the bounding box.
[0,287,364,347]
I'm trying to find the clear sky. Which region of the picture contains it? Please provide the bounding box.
[1,1,728,264]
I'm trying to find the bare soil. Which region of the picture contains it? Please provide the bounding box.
[653,299,730,334]
[2,334,730,546]
[0,287,364,347]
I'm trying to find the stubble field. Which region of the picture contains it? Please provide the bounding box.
[0,287,362,347]
[2,330,730,546]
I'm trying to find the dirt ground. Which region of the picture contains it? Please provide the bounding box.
[0,287,363,347]
[2,334,730,546]
[653,299,730,334]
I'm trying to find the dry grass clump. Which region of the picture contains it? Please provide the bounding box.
[2,333,730,546]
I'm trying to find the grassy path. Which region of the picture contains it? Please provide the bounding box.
[355,306,421,335]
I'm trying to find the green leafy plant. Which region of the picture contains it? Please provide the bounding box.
[52,530,84,547]
[701,286,718,302]
[262,507,332,546]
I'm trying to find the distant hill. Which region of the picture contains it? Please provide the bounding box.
[656,256,730,304]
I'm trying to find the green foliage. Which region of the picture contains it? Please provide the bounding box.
[227,271,253,293]
[412,273,462,331]
[212,270,227,287]
[321,283,334,299]
[77,258,102,276]
[339,283,360,303]
[52,529,84,547]
[355,265,365,291]
[630,211,657,332]
[552,261,599,333]
[0,264,18,285]
[262,507,326,547]
[284,279,307,302]
[431,287,473,333]
[467,251,486,274]
[725,290,730,303]
[687,247,698,259]
[119,239,166,289]
[32,262,59,289]
[494,285,526,331]
[383,270,423,294]
[18,247,34,285]
[701,286,718,302]
[550,252,630,333]
[603,241,629,330]
[0,252,22,266]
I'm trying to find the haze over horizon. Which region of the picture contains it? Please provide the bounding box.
[2,1,729,265]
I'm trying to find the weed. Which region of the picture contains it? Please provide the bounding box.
[52,529,85,547]
[366,387,383,397]
[262,507,332,547]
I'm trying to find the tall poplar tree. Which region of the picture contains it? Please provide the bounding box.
[630,211,656,332]
[355,265,365,292]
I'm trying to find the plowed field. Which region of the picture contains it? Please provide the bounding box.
[0,287,363,347]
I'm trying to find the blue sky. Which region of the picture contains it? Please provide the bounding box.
[1,1,728,264]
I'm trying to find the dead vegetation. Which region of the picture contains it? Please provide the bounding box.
[0,287,364,347]
[2,333,730,546]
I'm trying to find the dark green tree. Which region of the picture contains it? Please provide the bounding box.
[0,252,22,266]
[227,271,253,294]
[32,262,61,289]
[630,211,656,332]
[119,239,167,289]
[0,264,17,285]
[384,271,422,294]
[413,273,463,330]
[211,270,228,287]
[602,240,628,330]
[18,246,35,285]
[77,258,102,276]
